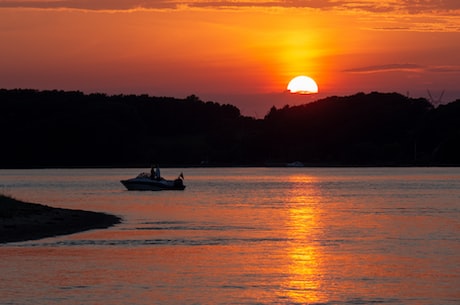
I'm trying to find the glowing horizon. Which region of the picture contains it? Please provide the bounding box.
[1,1,459,115]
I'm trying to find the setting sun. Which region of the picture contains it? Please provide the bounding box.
[287,76,319,94]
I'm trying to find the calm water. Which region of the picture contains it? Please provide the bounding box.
[0,167,459,305]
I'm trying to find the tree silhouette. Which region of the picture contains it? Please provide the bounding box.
[1,88,459,167]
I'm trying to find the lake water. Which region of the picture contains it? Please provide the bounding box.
[0,167,459,305]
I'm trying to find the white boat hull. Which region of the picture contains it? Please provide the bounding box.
[121,173,185,191]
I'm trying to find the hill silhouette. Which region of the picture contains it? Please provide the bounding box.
[1,89,459,167]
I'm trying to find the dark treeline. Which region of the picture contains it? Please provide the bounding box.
[1,89,459,168]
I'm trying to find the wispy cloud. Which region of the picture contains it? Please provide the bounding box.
[0,0,175,10]
[344,63,424,74]
[1,1,459,32]
[0,0,459,13]
[402,0,460,13]
[344,64,460,74]
[427,65,460,73]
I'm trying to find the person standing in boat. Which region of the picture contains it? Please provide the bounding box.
[155,164,161,180]
[150,164,156,180]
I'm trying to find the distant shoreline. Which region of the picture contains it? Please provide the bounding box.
[0,195,121,244]
[2,90,459,167]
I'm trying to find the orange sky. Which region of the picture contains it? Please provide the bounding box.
[1,1,459,116]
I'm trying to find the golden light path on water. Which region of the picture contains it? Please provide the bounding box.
[280,174,325,303]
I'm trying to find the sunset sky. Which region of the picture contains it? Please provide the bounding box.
[1,0,459,116]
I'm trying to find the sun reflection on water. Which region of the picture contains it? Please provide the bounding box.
[280,174,327,303]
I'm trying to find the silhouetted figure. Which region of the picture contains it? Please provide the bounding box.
[155,164,161,180]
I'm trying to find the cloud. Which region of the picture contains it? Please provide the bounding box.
[344,64,460,74]
[186,1,334,9]
[402,0,460,13]
[0,0,459,13]
[344,64,425,74]
[0,0,175,10]
[427,65,460,73]
[1,0,459,32]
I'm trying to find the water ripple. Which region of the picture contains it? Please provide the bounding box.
[21,236,289,247]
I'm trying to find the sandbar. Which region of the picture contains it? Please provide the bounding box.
[0,195,121,244]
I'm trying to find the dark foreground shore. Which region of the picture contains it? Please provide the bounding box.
[0,195,121,244]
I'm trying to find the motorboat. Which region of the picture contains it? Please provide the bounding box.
[121,172,185,191]
[286,161,304,167]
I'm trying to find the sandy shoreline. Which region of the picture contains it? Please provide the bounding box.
[0,195,122,244]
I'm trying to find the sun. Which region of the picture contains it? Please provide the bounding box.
[287,76,319,94]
